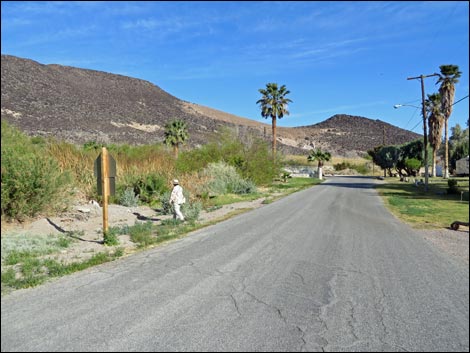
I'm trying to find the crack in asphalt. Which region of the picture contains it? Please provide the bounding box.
[317,272,338,351]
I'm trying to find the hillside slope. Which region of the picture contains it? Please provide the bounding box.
[1,55,421,156]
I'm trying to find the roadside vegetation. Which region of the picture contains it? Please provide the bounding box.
[1,120,322,294]
[1,176,320,294]
[376,177,469,229]
[1,230,124,291]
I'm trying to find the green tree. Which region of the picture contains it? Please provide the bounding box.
[256,83,292,156]
[307,148,331,180]
[378,145,400,177]
[395,139,425,177]
[426,93,444,177]
[164,119,189,158]
[404,158,422,177]
[437,64,461,178]
[448,123,469,172]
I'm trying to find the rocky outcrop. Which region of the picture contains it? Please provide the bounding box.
[1,55,421,156]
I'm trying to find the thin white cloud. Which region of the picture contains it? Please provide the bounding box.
[1,17,32,28]
[122,18,162,30]
[20,25,97,46]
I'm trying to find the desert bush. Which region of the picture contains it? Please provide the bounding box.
[119,187,140,207]
[182,201,202,222]
[119,172,169,206]
[334,161,353,171]
[334,160,369,175]
[159,191,173,215]
[176,129,280,185]
[201,161,257,196]
[1,121,73,220]
[239,139,281,184]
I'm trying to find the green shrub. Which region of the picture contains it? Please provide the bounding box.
[159,191,173,215]
[103,229,120,246]
[1,122,73,221]
[333,161,369,175]
[201,161,257,195]
[176,129,280,185]
[120,172,168,206]
[182,201,202,222]
[404,158,422,176]
[239,139,281,184]
[140,173,168,201]
[334,161,352,171]
[83,141,102,151]
[119,187,139,207]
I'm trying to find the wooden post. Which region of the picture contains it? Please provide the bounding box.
[383,126,386,178]
[101,147,109,234]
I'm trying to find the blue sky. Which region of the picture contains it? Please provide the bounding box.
[2,1,469,132]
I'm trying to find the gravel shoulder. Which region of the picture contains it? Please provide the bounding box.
[414,227,469,265]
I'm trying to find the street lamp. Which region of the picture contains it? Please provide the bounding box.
[393,104,420,109]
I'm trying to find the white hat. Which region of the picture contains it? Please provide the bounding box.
[173,179,179,185]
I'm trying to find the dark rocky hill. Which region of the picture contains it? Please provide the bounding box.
[1,54,421,156]
[291,114,421,156]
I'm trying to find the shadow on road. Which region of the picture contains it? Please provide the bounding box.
[319,176,377,189]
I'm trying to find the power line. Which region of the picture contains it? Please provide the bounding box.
[453,95,469,106]
[410,119,422,132]
[404,106,420,130]
[402,95,467,131]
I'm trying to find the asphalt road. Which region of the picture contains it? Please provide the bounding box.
[1,176,469,352]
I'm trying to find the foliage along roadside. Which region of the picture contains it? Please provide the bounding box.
[1,122,283,222]
[1,177,322,295]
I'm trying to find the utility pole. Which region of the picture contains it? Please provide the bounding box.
[383,125,386,178]
[407,73,439,192]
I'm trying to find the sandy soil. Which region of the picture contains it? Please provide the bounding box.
[1,198,268,264]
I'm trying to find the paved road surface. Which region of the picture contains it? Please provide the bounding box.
[2,176,468,351]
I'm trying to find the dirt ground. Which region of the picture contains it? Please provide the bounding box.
[1,197,468,267]
[1,198,268,264]
[414,227,469,265]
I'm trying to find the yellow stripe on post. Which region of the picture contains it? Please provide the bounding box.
[101,147,109,234]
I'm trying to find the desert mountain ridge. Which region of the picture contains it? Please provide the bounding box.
[1,54,421,157]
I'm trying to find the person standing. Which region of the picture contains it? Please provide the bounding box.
[169,179,185,221]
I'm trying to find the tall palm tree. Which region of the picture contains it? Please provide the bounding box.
[307,148,331,180]
[437,64,461,178]
[256,83,292,156]
[164,119,189,158]
[426,93,444,177]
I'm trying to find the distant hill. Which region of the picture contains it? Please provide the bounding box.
[1,54,421,156]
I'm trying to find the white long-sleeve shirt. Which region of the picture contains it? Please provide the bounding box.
[170,185,185,205]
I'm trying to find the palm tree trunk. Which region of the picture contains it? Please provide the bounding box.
[432,148,436,177]
[444,119,449,178]
[271,115,277,156]
[318,161,323,180]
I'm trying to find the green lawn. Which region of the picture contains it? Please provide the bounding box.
[376,177,469,229]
